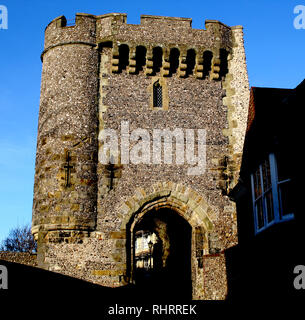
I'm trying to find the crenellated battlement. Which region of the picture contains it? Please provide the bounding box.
[96,14,233,52]
[42,13,238,80]
[42,13,236,76]
[42,13,97,61]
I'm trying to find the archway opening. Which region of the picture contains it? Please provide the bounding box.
[132,208,192,300]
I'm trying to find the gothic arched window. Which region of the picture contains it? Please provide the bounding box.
[153,80,162,108]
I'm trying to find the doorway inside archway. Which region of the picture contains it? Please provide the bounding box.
[133,208,192,300]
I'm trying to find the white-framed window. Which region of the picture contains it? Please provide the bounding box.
[251,153,294,234]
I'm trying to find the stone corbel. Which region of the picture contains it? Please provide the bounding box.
[161,48,170,77]
[111,43,119,73]
[195,50,204,79]
[128,47,137,74]
[145,47,154,75]
[178,49,187,78]
[210,51,221,80]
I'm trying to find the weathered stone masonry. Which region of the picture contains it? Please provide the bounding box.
[32,13,249,300]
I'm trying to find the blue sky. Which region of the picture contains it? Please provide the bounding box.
[0,0,304,242]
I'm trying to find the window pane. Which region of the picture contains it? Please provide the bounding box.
[279,181,293,216]
[276,153,290,182]
[265,190,274,223]
[254,169,262,199]
[262,159,271,191]
[256,199,264,229]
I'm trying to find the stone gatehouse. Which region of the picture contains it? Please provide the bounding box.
[32,12,249,300]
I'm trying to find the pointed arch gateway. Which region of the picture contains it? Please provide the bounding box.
[118,182,222,300]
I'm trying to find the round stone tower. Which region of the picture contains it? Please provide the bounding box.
[32,14,99,255]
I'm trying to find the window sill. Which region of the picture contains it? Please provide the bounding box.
[255,213,294,235]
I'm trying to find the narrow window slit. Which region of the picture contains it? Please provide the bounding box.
[118,44,129,72]
[202,51,213,79]
[152,47,163,75]
[185,49,196,77]
[64,151,73,188]
[135,46,147,73]
[219,49,229,79]
[169,48,180,76]
[153,80,163,108]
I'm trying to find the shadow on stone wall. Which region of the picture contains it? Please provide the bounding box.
[0,259,189,302]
